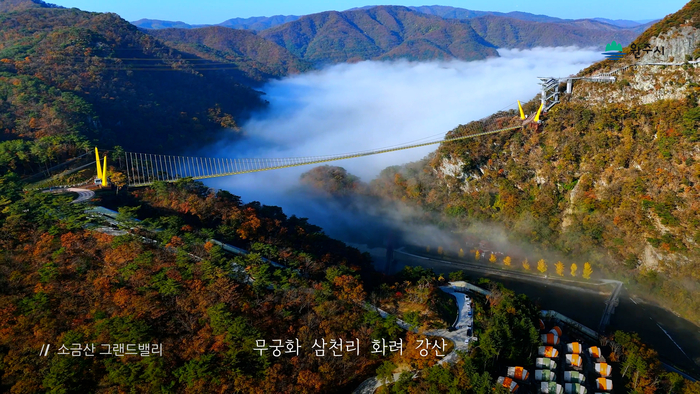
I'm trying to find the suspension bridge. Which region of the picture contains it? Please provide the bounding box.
[113,61,698,188]
[34,52,700,191]
[122,123,528,187]
[48,90,550,189]
[41,67,635,190]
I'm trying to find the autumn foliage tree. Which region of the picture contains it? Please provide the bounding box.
[537,259,547,274]
[583,262,593,279]
[555,261,564,276]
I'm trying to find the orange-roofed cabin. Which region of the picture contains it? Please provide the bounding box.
[567,342,582,354]
[588,346,601,358]
[507,366,530,381]
[539,346,559,358]
[595,363,612,377]
[565,354,582,367]
[497,376,519,393]
[596,378,613,391]
[542,333,560,345]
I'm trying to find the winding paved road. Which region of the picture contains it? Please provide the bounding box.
[67,188,95,203]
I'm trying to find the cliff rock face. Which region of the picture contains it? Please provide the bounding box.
[640,25,700,62]
[573,25,700,106]
[437,156,478,192]
[574,66,696,106]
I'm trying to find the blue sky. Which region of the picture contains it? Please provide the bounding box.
[46,0,687,24]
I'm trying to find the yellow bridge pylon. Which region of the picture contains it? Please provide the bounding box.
[94,147,107,186]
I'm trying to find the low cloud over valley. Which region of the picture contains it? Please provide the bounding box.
[203,47,603,244]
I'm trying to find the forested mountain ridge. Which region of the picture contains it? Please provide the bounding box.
[147,26,313,84]
[0,3,266,175]
[257,6,499,63]
[143,5,645,71]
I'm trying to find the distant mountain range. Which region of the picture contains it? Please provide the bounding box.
[132,15,302,31]
[132,5,658,32]
[139,5,648,72]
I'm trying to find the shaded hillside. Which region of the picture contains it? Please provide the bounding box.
[259,6,499,63]
[0,6,263,155]
[466,15,639,48]
[147,26,313,84]
[0,73,97,176]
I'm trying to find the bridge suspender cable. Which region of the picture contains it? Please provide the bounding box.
[124,124,523,187]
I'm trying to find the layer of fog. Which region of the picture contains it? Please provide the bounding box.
[201,47,604,261]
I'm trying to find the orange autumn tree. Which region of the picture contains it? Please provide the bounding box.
[399,331,443,370]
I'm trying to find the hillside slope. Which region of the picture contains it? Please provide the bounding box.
[365,2,700,323]
[0,5,263,158]
[147,26,313,84]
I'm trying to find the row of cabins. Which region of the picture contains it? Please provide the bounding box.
[497,321,614,393]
